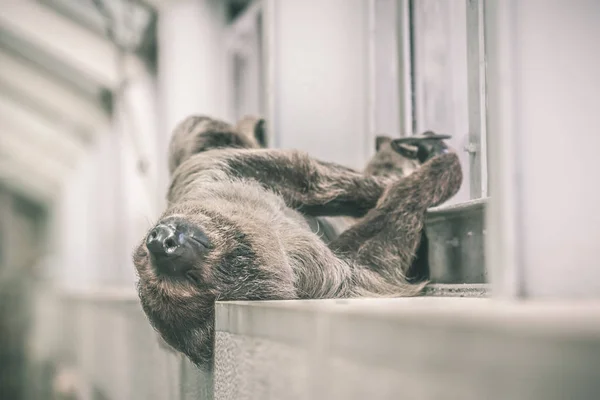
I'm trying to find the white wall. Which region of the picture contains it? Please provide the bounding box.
[486,0,600,298]
[51,73,160,289]
[157,0,229,200]
[158,0,229,132]
[53,145,101,290]
[265,0,371,169]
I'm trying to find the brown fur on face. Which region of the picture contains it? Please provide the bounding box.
[134,180,300,366]
[133,115,462,370]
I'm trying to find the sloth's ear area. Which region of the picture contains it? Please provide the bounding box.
[253,118,267,147]
[235,115,268,147]
[375,135,392,152]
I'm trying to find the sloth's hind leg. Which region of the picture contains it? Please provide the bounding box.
[330,153,462,287]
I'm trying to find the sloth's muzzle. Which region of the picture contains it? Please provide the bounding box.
[146,218,210,276]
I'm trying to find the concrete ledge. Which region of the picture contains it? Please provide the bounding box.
[36,288,600,400]
[214,298,600,400]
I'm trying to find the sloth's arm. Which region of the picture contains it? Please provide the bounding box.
[224,149,391,217]
[170,149,390,218]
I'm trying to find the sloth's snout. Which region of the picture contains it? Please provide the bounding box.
[146,220,210,276]
[147,224,181,256]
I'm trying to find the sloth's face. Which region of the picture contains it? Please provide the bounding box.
[132,210,219,369]
[132,203,296,369]
[133,204,269,296]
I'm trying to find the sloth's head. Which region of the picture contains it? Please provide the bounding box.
[139,115,278,369]
[132,210,218,369]
[133,201,295,369]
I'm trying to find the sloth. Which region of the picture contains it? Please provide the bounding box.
[133,115,462,370]
[309,130,451,281]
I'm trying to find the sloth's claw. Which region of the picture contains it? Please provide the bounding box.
[390,131,452,163]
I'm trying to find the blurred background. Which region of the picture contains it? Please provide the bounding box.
[0,0,599,399]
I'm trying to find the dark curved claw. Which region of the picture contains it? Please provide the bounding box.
[390,131,452,163]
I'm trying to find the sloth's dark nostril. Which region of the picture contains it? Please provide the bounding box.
[164,237,178,252]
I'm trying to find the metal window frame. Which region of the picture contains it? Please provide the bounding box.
[405,0,489,203]
[395,0,489,285]
[466,0,488,199]
[396,0,415,137]
[253,0,489,285]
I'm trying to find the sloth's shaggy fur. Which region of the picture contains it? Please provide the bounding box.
[133,115,462,369]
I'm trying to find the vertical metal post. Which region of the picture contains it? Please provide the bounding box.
[397,0,414,136]
[466,0,488,199]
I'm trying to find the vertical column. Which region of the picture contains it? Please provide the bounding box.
[264,0,371,169]
[465,0,488,199]
[158,0,228,129]
[54,153,98,290]
[485,0,600,298]
[95,125,124,286]
[113,74,160,285]
[157,0,228,206]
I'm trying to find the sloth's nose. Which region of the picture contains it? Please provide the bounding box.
[146,224,181,256]
[146,220,210,276]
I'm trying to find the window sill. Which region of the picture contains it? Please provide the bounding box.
[425,197,487,284]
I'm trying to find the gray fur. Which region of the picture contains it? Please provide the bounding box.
[313,135,423,243]
[133,115,462,370]
[168,115,262,175]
